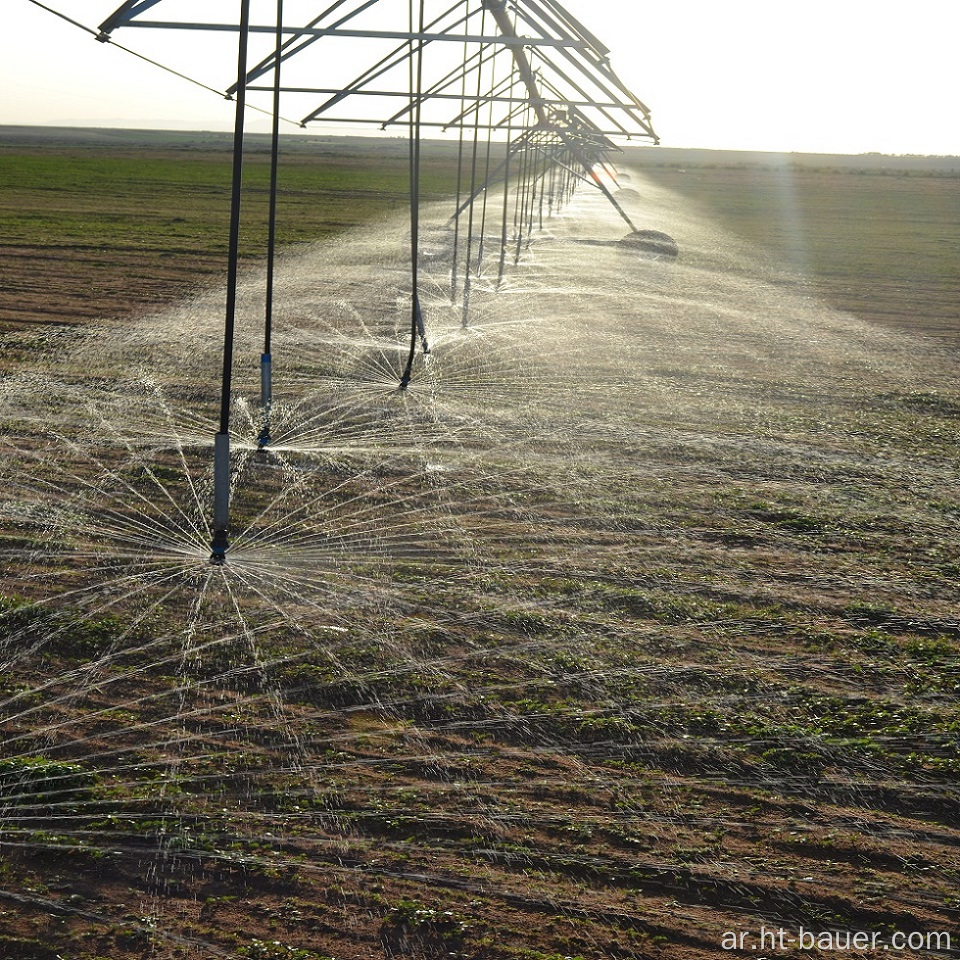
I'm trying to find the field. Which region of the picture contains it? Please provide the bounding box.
[0,126,463,330]
[631,146,960,345]
[0,127,959,960]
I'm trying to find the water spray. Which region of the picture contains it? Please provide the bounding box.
[93,0,666,556]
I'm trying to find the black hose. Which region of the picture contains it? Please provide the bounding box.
[400,0,427,390]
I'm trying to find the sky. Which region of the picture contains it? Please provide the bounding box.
[2,0,958,156]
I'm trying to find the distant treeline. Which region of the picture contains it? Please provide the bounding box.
[626,145,960,176]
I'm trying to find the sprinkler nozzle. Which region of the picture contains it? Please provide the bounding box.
[210,528,228,565]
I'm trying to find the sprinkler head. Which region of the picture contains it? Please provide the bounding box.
[209,528,228,565]
[257,426,272,448]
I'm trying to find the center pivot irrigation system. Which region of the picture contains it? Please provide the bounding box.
[93,0,667,564]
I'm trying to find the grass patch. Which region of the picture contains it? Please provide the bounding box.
[0,129,465,327]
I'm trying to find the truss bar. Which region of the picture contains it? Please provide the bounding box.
[534,0,609,57]
[418,36,501,101]
[255,85,631,109]
[527,50,636,138]
[98,0,164,34]
[116,22,590,48]
[515,0,610,68]
[299,1,475,123]
[379,38,504,128]
[297,117,556,129]
[565,102,622,145]
[515,6,656,131]
[418,38,499,104]
[537,74,626,141]
[482,1,548,125]
[498,4,655,137]
[440,64,516,128]
[230,0,381,94]
[493,99,530,129]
